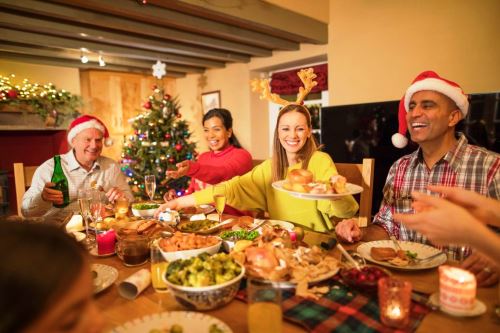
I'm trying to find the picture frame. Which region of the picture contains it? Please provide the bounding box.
[201,90,221,114]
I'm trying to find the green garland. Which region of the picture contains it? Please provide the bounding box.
[0,74,82,126]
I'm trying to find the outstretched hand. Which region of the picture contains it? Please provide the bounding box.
[154,199,181,218]
[165,160,190,180]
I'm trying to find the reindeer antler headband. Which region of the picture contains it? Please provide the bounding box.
[250,68,318,106]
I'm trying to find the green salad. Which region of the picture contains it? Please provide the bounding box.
[166,253,242,287]
[132,203,160,210]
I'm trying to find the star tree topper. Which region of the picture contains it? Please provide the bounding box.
[152,60,166,79]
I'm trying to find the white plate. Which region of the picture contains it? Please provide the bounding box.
[357,240,447,270]
[272,180,363,200]
[256,267,339,289]
[111,311,233,333]
[180,204,215,218]
[266,219,295,231]
[429,293,487,317]
[92,263,118,294]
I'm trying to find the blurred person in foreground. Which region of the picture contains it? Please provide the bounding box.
[0,221,103,333]
[393,186,500,273]
[335,71,500,286]
[164,108,253,215]
[22,115,134,226]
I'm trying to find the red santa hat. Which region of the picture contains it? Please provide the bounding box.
[391,70,469,148]
[67,115,113,147]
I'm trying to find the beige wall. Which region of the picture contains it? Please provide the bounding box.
[329,0,500,105]
[0,59,80,94]
[266,0,329,23]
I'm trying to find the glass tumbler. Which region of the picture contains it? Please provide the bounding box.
[247,278,282,333]
[378,277,412,329]
[150,239,169,293]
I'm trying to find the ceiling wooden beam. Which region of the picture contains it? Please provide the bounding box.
[0,0,272,56]
[0,52,186,78]
[49,0,299,50]
[0,27,225,68]
[0,11,251,63]
[0,42,204,74]
[150,0,328,44]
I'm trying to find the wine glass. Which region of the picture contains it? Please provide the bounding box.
[77,189,93,249]
[144,175,156,202]
[213,184,226,224]
[89,190,105,227]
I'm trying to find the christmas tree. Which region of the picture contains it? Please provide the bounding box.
[121,86,197,200]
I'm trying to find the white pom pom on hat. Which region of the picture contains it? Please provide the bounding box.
[67,115,113,147]
[392,70,469,148]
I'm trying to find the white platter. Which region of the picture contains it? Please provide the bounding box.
[272,180,363,200]
[357,240,447,270]
[92,263,118,294]
[111,311,233,333]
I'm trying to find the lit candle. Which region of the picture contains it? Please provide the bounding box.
[439,265,476,315]
[386,303,403,320]
[97,229,116,255]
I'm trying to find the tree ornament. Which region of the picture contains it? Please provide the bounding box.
[6,89,18,99]
[176,113,182,118]
[175,143,182,151]
[165,133,172,139]
[143,101,152,109]
[152,60,166,79]
[164,94,171,100]
[186,152,192,159]
[169,157,175,164]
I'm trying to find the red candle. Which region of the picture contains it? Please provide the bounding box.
[97,229,116,255]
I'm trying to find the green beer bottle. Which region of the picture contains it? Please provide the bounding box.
[51,155,70,208]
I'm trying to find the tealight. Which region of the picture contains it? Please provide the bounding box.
[439,265,476,315]
[378,277,411,328]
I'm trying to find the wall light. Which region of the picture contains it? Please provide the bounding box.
[80,51,89,64]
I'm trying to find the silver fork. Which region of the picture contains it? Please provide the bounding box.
[390,236,444,264]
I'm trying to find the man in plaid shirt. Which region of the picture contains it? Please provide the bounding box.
[336,71,499,286]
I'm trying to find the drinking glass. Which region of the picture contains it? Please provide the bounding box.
[212,184,226,223]
[77,189,93,249]
[144,175,156,202]
[150,239,169,293]
[247,278,282,333]
[90,190,105,226]
[378,277,412,329]
[115,197,129,218]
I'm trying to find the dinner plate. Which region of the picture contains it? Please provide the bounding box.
[111,311,233,333]
[92,263,118,294]
[179,204,215,218]
[357,240,447,270]
[252,267,340,289]
[272,180,363,200]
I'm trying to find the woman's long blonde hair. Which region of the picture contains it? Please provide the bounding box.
[271,104,319,182]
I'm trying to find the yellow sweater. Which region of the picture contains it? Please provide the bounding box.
[193,151,359,232]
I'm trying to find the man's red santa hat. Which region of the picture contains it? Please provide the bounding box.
[391,70,469,148]
[67,115,113,147]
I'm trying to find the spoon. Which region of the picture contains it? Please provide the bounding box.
[336,243,361,270]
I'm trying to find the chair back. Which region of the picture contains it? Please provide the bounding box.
[335,158,375,227]
[13,163,38,216]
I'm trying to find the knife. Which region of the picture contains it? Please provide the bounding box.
[411,292,439,311]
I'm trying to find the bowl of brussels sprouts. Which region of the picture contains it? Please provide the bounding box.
[164,252,245,311]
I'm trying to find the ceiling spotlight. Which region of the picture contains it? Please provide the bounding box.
[98,54,106,67]
[80,54,89,64]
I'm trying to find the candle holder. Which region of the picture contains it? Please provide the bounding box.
[378,277,412,329]
[439,265,476,315]
[96,229,116,256]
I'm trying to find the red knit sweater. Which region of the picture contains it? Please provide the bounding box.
[186,145,253,215]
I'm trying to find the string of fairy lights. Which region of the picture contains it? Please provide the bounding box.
[0,74,73,102]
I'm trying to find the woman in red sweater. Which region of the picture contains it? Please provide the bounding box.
[165,108,253,215]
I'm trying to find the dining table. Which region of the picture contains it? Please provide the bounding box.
[90,227,500,333]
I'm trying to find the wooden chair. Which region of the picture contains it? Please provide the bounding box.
[13,163,38,216]
[335,158,375,227]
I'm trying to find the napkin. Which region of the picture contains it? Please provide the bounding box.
[118,269,151,300]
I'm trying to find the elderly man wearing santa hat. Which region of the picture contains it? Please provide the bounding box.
[22,115,134,225]
[335,71,499,286]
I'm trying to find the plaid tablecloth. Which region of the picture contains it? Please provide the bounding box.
[237,278,429,333]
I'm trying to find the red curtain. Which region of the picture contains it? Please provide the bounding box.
[270,63,327,95]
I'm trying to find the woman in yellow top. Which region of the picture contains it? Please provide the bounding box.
[155,104,358,232]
